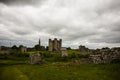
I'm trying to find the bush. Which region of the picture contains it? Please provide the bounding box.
[77,54,90,58]
[41,52,52,58]
[0,53,9,59]
[69,52,76,58]
[111,59,120,63]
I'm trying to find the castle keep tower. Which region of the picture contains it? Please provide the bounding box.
[49,38,62,51]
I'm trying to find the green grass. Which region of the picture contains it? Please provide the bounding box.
[0,59,120,80]
[68,50,80,54]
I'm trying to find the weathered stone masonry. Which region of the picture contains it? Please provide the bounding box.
[49,38,62,52]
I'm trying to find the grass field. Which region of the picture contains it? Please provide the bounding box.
[0,59,120,80]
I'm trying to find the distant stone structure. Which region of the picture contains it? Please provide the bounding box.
[0,46,1,51]
[27,47,36,52]
[61,47,68,57]
[34,38,46,51]
[20,46,27,53]
[40,46,46,51]
[29,53,41,64]
[49,38,62,52]
[90,47,120,64]
[39,38,41,47]
[79,45,89,54]
[0,46,11,54]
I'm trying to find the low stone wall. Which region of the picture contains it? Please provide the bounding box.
[29,53,41,64]
[90,51,120,64]
[61,47,68,57]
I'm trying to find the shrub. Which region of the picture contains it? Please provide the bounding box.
[41,52,52,58]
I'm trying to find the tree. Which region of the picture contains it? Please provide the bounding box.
[19,45,24,48]
[67,47,71,50]
[34,44,40,51]
[11,45,18,50]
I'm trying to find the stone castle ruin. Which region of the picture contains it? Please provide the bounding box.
[20,46,27,53]
[61,47,68,57]
[49,38,62,52]
[29,53,43,64]
[79,45,89,54]
[90,47,120,64]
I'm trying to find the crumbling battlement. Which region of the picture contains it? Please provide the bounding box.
[49,38,62,52]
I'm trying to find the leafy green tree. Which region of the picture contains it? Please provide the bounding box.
[11,45,18,50]
[19,45,24,48]
[34,44,40,51]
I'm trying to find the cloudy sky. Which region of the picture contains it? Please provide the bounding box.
[0,0,120,49]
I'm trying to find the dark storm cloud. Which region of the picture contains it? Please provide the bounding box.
[108,0,120,11]
[0,0,45,6]
[90,34,120,43]
[110,22,120,32]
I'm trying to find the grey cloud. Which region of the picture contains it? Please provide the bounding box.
[90,29,120,43]
[0,0,46,6]
[0,39,36,47]
[0,0,120,49]
[96,0,120,15]
[110,22,120,32]
[108,0,120,11]
[11,29,33,35]
[61,29,97,41]
[90,37,120,43]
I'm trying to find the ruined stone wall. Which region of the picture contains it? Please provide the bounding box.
[29,53,41,64]
[61,47,68,57]
[48,38,62,52]
[49,39,53,51]
[20,47,27,53]
[79,45,89,55]
[58,39,62,51]
[90,49,120,64]
[54,38,58,51]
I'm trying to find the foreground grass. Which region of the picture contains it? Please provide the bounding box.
[0,59,120,80]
